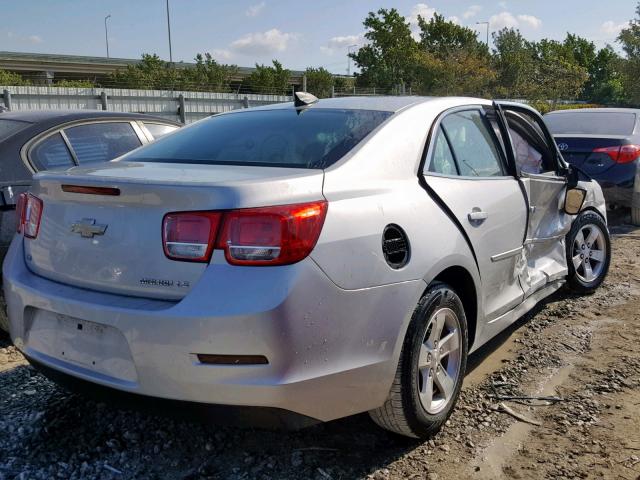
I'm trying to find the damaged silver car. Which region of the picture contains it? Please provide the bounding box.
[3,96,610,438]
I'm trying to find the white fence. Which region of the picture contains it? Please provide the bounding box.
[0,86,292,123]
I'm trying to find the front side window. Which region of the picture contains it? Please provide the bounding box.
[440,110,505,177]
[30,133,75,170]
[64,122,142,165]
[125,109,393,169]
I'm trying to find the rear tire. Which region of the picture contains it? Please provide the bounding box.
[565,210,611,294]
[369,282,468,439]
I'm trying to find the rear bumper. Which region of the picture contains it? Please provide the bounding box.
[3,236,424,423]
[593,161,638,208]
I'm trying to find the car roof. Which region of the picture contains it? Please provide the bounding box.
[248,96,488,113]
[546,108,640,115]
[0,109,181,125]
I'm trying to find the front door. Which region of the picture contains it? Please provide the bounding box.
[498,103,571,297]
[423,107,528,321]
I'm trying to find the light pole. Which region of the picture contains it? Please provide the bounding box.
[347,44,358,75]
[166,0,173,64]
[104,14,111,58]
[476,21,490,47]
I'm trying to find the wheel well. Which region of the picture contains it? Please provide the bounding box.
[433,266,478,349]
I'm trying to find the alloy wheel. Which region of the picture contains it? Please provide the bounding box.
[417,307,462,414]
[572,224,607,283]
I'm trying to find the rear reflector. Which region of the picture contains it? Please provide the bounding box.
[16,193,43,239]
[593,144,640,164]
[196,354,269,365]
[162,212,222,262]
[62,185,121,196]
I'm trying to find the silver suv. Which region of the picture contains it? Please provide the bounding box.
[4,96,610,438]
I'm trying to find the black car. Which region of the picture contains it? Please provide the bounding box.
[545,108,640,225]
[0,110,181,257]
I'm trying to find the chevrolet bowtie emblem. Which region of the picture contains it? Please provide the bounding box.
[71,218,108,238]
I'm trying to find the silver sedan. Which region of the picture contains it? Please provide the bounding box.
[3,95,610,438]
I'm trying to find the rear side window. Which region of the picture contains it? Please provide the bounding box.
[64,122,142,165]
[30,133,75,170]
[545,112,636,135]
[0,119,30,141]
[439,110,505,177]
[428,127,457,175]
[144,123,179,139]
[125,109,393,169]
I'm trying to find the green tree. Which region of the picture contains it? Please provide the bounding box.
[492,28,538,98]
[618,2,640,104]
[584,46,625,104]
[304,67,334,98]
[54,79,95,88]
[184,53,237,91]
[349,8,419,90]
[418,13,487,56]
[414,13,493,96]
[109,54,176,89]
[333,75,355,94]
[533,39,588,102]
[0,69,30,86]
[242,60,291,94]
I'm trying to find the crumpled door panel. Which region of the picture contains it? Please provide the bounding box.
[519,173,571,296]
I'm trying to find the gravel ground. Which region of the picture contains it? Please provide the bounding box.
[1,212,639,480]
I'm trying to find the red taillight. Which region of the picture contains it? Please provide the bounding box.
[216,201,328,266]
[593,144,640,164]
[162,201,328,265]
[162,212,222,262]
[16,192,27,233]
[16,194,43,239]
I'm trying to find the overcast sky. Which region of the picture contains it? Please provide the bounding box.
[2,0,635,73]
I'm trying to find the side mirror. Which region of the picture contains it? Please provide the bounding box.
[564,188,587,215]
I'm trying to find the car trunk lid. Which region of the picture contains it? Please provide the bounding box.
[554,134,632,176]
[24,161,325,300]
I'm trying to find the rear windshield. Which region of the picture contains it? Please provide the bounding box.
[124,108,392,168]
[545,111,636,135]
[0,119,31,141]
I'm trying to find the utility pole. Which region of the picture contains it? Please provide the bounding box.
[347,44,357,75]
[476,21,490,48]
[104,14,111,58]
[166,0,173,64]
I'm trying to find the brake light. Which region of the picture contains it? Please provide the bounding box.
[16,194,43,239]
[16,192,27,233]
[216,201,328,266]
[162,212,222,262]
[593,144,640,164]
[162,201,328,265]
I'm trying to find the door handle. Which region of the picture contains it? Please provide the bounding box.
[468,210,488,223]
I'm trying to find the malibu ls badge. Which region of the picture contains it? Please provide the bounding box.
[71,218,108,238]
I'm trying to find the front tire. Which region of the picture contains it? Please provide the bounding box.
[565,210,611,294]
[632,206,640,227]
[369,282,468,439]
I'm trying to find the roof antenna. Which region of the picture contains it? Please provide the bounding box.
[294,91,319,109]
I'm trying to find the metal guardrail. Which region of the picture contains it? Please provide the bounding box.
[0,86,292,123]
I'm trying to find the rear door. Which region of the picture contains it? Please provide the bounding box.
[423,106,527,321]
[497,103,571,296]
